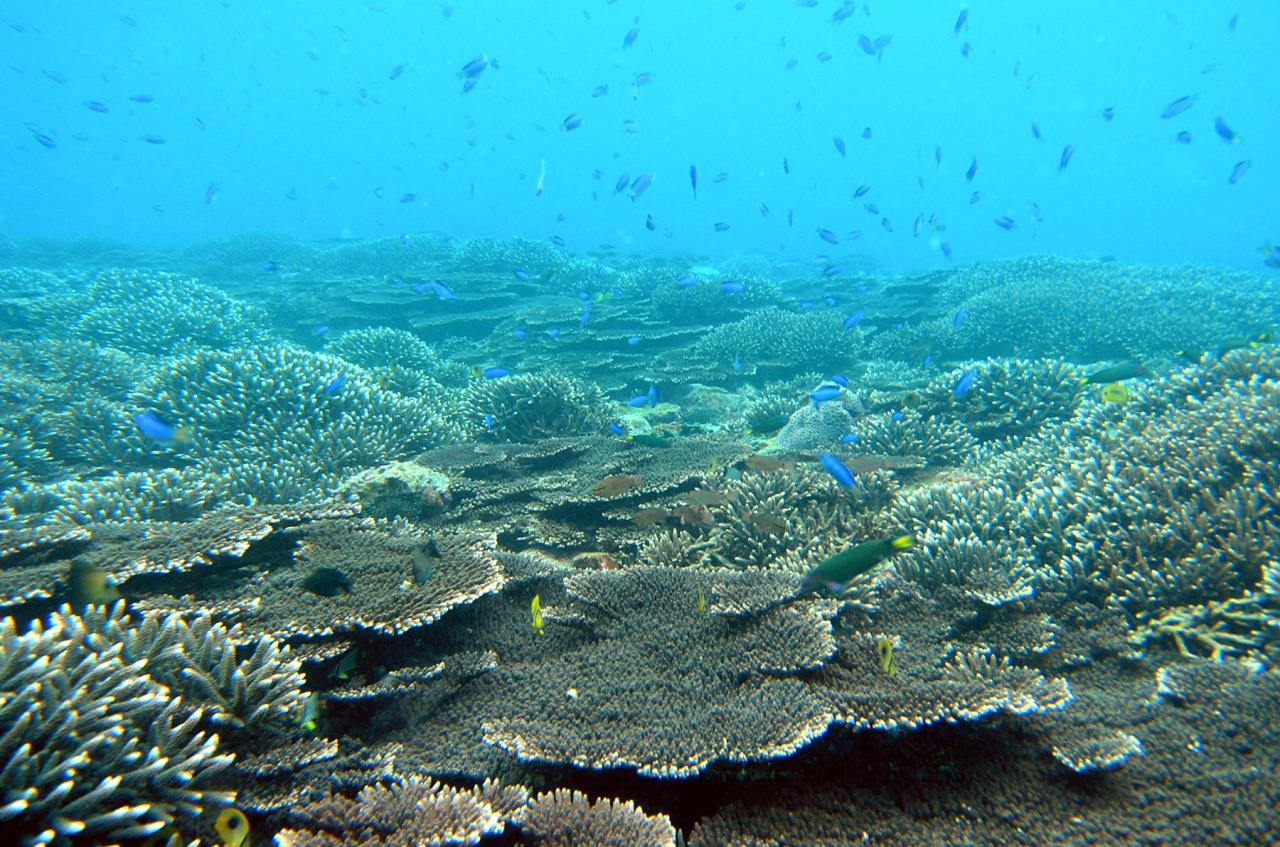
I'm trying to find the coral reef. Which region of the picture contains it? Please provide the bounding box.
[774,396,857,451]
[691,308,853,373]
[461,370,609,441]
[0,602,307,844]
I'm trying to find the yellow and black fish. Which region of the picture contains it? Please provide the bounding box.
[1100,382,1131,404]
[531,594,545,635]
[68,560,121,607]
[215,807,251,847]
[877,638,899,676]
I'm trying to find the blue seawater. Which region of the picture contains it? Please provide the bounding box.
[1,4,1279,846]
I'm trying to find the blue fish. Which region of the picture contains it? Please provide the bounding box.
[840,433,860,444]
[647,384,659,407]
[627,394,649,408]
[629,173,654,200]
[580,301,592,325]
[547,327,560,339]
[834,136,846,158]
[1214,116,1240,143]
[721,279,745,294]
[818,228,840,245]
[830,374,849,387]
[853,184,870,198]
[627,336,641,345]
[428,280,455,300]
[562,113,583,132]
[819,453,857,488]
[733,354,742,371]
[614,173,630,194]
[134,412,178,442]
[677,275,699,287]
[1160,95,1197,119]
[954,370,979,398]
[1229,160,1251,185]
[1059,144,1076,171]
[513,328,527,339]
[312,324,330,336]
[324,375,347,395]
[514,269,530,281]
[952,309,967,329]
[965,157,978,182]
[811,384,843,409]
[890,410,904,422]
[609,422,626,435]
[483,367,510,379]
[483,414,495,430]
[844,312,865,330]
[824,265,843,277]
[714,222,730,232]
[690,164,698,198]
[1175,131,1192,144]
[261,261,278,273]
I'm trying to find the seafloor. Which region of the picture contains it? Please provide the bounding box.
[1,232,1278,846]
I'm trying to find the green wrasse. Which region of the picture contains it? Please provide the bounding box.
[877,638,899,676]
[1084,360,1151,384]
[799,535,914,595]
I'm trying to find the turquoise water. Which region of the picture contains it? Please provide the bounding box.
[2,4,1280,847]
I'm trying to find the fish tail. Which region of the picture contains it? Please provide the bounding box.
[890,535,915,551]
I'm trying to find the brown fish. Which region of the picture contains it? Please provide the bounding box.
[672,504,715,527]
[632,507,670,526]
[593,473,642,498]
[745,455,793,473]
[748,511,788,535]
[684,489,731,506]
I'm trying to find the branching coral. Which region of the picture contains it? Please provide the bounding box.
[0,608,241,844]
[461,371,609,441]
[691,308,853,372]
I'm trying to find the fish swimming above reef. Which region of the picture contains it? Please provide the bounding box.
[531,594,544,635]
[799,534,915,595]
[1084,360,1152,383]
[302,566,354,597]
[1100,382,1131,404]
[593,473,642,497]
[68,560,121,607]
[214,808,251,847]
[632,507,670,526]
[745,454,793,473]
[877,637,899,675]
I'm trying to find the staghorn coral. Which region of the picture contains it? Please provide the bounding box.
[69,603,308,734]
[35,268,269,354]
[0,608,238,845]
[326,326,445,373]
[691,308,853,373]
[848,409,977,466]
[647,273,780,327]
[133,344,460,507]
[461,371,609,441]
[936,358,1086,442]
[867,256,1276,363]
[524,789,679,847]
[708,465,894,574]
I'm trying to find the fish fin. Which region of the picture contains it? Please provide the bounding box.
[891,535,915,550]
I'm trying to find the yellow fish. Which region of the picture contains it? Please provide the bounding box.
[1100,382,1130,404]
[707,456,720,477]
[696,585,707,614]
[876,638,899,676]
[215,808,251,847]
[531,594,544,635]
[68,560,121,607]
